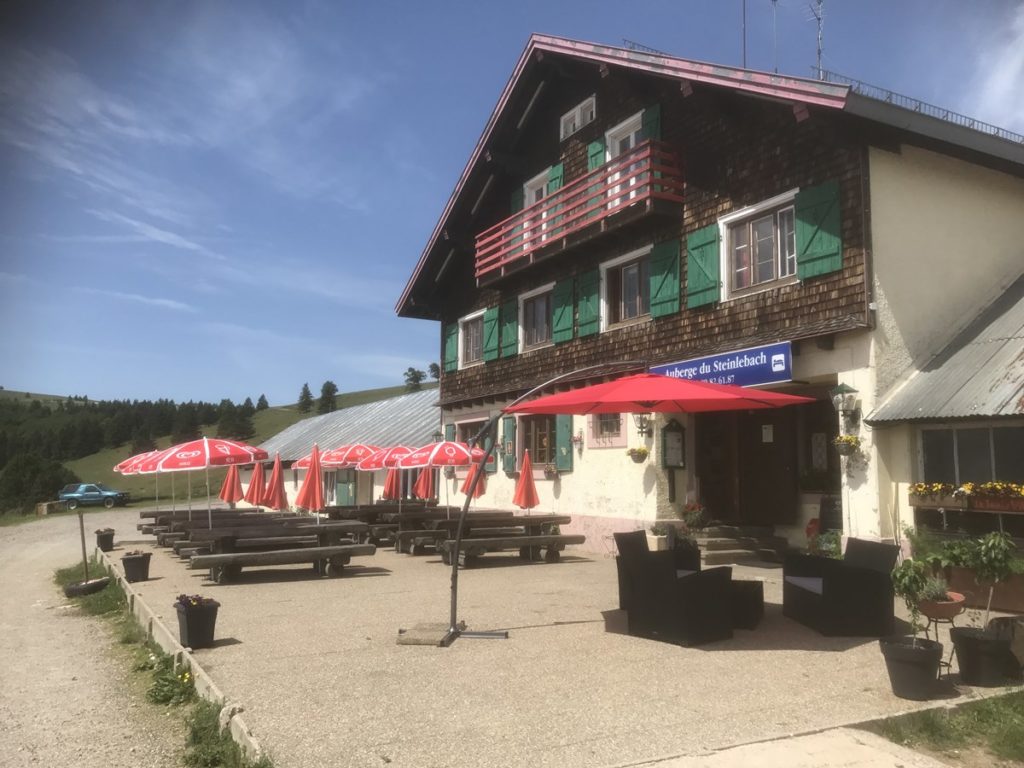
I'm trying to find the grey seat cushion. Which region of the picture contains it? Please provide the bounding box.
[784,575,823,595]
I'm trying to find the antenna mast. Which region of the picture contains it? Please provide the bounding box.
[808,0,824,79]
[771,0,779,73]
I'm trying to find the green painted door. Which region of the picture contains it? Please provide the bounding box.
[336,469,356,506]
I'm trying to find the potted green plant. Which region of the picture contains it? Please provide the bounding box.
[174,594,220,650]
[879,558,943,700]
[681,501,707,531]
[917,575,966,622]
[950,532,1021,686]
[121,550,152,583]
[646,522,670,551]
[94,527,115,552]
[625,446,649,464]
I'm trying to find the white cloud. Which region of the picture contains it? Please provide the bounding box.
[87,209,225,261]
[966,6,1024,134]
[74,286,197,313]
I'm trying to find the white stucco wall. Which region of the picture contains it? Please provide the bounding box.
[869,145,1024,396]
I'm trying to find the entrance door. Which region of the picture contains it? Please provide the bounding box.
[737,409,798,525]
[695,412,739,521]
[335,469,356,506]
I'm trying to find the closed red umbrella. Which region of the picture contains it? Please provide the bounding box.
[218,464,244,505]
[244,462,266,507]
[295,444,325,514]
[261,453,289,511]
[412,467,436,500]
[382,468,401,501]
[505,372,814,415]
[512,449,540,513]
[460,462,487,499]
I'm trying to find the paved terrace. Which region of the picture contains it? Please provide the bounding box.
[9,508,997,768]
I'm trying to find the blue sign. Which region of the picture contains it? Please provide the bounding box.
[650,341,793,388]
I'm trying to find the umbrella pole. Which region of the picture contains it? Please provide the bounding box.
[155,473,159,512]
[206,466,212,529]
[78,507,89,582]
[171,474,176,513]
[187,473,193,523]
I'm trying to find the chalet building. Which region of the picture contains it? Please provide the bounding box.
[397,34,1024,551]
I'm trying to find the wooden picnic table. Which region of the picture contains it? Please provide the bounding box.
[138,507,264,520]
[432,515,581,565]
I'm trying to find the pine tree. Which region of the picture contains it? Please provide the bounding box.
[297,383,313,413]
[428,363,440,380]
[317,381,339,414]
[240,397,255,417]
[256,394,269,411]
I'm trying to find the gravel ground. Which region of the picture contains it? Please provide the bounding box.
[0,508,185,768]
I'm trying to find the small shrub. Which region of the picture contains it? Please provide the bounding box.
[682,502,707,530]
[920,575,949,602]
[146,654,196,706]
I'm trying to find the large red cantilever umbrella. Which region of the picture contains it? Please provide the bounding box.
[218,464,244,506]
[244,461,266,507]
[261,453,289,511]
[294,444,325,520]
[512,449,540,514]
[504,372,815,415]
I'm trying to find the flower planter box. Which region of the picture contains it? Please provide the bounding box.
[945,567,1024,614]
[121,552,152,583]
[970,496,1024,513]
[908,494,966,510]
[95,530,115,552]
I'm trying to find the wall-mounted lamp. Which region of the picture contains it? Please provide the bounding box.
[432,430,444,443]
[571,428,584,456]
[829,383,861,429]
[632,413,653,437]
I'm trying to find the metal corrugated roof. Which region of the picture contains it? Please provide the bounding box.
[259,389,441,460]
[868,275,1024,423]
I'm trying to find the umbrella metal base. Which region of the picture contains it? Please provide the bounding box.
[396,621,509,647]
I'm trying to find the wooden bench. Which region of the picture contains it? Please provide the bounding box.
[438,534,585,565]
[188,543,376,582]
[395,527,537,554]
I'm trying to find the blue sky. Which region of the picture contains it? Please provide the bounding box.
[1,1,1021,406]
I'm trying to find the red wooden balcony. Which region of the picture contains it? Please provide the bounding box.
[475,140,685,283]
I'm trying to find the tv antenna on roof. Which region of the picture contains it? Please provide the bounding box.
[622,38,669,56]
[808,0,825,79]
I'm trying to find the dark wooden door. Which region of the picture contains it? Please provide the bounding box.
[737,409,798,525]
[695,413,738,522]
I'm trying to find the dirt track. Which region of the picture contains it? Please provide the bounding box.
[0,508,183,768]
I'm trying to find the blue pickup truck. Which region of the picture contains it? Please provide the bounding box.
[59,483,130,510]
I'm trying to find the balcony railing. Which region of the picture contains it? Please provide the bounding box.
[475,140,684,282]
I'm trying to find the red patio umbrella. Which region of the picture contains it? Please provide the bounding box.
[400,441,485,468]
[244,461,266,507]
[504,372,814,415]
[512,449,540,513]
[324,444,381,468]
[294,444,325,516]
[411,467,436,501]
[218,464,244,505]
[355,445,414,471]
[261,453,289,511]
[460,462,487,499]
[382,468,401,501]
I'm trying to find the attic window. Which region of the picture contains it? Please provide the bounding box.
[560,96,596,140]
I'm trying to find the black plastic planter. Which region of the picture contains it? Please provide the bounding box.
[879,636,943,700]
[951,627,1020,686]
[176,602,220,649]
[121,553,152,583]
[95,530,115,552]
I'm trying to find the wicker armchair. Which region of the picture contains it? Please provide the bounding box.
[613,531,733,646]
[782,537,899,637]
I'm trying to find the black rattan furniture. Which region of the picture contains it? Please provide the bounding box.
[782,537,899,637]
[614,531,733,646]
[730,579,764,630]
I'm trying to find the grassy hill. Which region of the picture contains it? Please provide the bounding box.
[63,382,438,503]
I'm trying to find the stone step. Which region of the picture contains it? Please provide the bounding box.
[756,547,785,563]
[702,549,764,566]
[696,536,761,551]
[700,525,775,539]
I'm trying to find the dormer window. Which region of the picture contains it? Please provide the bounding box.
[560,95,596,140]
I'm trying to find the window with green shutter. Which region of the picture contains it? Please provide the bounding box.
[500,298,518,358]
[482,306,499,361]
[552,278,574,344]
[686,225,721,308]
[641,103,661,142]
[444,424,456,442]
[577,269,600,337]
[547,163,564,237]
[795,181,842,279]
[586,140,605,219]
[555,415,574,472]
[649,239,680,318]
[443,323,459,372]
[501,415,517,473]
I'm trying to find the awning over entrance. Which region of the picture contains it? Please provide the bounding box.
[868,274,1024,423]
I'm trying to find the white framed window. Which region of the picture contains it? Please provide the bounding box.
[600,244,652,330]
[719,189,799,299]
[522,414,557,465]
[459,309,485,368]
[587,414,627,449]
[605,111,645,208]
[523,169,549,245]
[559,95,596,140]
[519,282,555,352]
[919,423,1024,485]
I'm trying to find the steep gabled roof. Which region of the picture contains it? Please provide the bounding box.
[396,33,1024,320]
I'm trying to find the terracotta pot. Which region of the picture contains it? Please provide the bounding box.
[919,591,966,621]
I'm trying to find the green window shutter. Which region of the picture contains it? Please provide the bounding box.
[796,180,842,279]
[555,415,574,472]
[577,269,600,337]
[502,416,517,473]
[482,306,499,361]
[500,298,518,358]
[649,239,681,318]
[483,434,496,474]
[552,278,574,344]
[443,323,459,372]
[547,163,564,236]
[444,423,456,442]
[586,140,605,221]
[510,188,524,213]
[686,224,721,309]
[641,103,661,141]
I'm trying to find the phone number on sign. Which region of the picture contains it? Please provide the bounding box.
[708,375,736,385]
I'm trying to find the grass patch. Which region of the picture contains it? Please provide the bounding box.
[863,690,1024,762]
[53,558,127,616]
[185,699,274,768]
